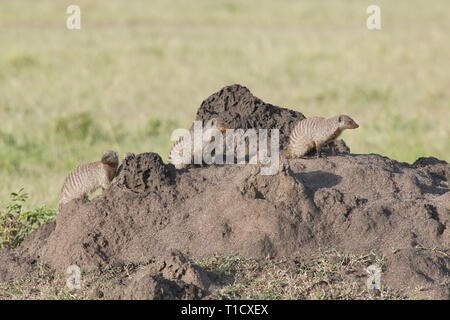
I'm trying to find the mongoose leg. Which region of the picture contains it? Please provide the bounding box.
[315,141,322,158]
[287,115,358,160]
[329,140,336,156]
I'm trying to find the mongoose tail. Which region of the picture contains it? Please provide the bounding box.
[288,115,359,158]
[59,150,119,207]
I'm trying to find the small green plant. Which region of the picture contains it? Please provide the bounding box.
[0,188,56,249]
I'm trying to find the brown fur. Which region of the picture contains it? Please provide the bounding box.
[287,115,358,158]
[59,150,119,207]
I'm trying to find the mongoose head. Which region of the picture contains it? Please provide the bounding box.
[337,115,359,130]
[101,150,119,167]
[205,118,229,132]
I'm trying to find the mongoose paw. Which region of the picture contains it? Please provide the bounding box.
[317,152,328,159]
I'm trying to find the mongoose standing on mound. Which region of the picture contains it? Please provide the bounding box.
[168,118,229,169]
[59,150,119,206]
[287,115,359,158]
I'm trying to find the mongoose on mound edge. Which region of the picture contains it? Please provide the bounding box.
[168,118,229,169]
[287,115,359,158]
[59,150,119,206]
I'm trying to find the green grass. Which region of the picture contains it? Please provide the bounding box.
[196,250,413,300]
[0,250,416,300]
[0,261,146,300]
[0,0,449,209]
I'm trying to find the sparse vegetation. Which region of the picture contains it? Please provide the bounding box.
[196,250,411,300]
[0,250,416,300]
[0,261,146,300]
[0,189,55,249]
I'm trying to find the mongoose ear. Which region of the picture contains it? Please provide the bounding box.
[338,115,343,123]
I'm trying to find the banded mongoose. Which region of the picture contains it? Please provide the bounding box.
[168,118,229,169]
[287,115,359,158]
[59,150,119,206]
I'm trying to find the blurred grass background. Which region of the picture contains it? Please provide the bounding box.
[0,0,449,209]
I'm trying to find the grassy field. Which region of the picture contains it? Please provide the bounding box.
[0,0,449,210]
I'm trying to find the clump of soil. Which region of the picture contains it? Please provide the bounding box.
[107,251,213,300]
[1,84,448,299]
[0,249,34,283]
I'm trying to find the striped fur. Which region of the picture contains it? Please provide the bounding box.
[167,118,228,169]
[168,133,191,169]
[287,115,358,158]
[59,150,119,206]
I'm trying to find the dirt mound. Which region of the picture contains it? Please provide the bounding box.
[107,251,212,300]
[1,84,449,299]
[194,84,349,154]
[0,249,34,283]
[195,84,304,149]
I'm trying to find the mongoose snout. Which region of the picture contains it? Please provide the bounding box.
[338,115,359,129]
[288,114,359,158]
